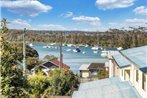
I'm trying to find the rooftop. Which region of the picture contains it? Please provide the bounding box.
[121,45,147,73]
[72,77,141,98]
[112,52,131,68]
[88,63,105,70]
[50,59,70,69]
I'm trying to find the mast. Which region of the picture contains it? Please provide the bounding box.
[23,28,26,76]
[59,32,63,69]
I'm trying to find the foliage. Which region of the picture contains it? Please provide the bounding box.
[46,69,79,96]
[7,27,147,49]
[43,55,58,62]
[1,18,28,97]
[27,72,50,98]
[97,68,109,79]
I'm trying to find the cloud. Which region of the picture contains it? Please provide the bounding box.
[8,19,32,29]
[36,24,67,30]
[0,0,52,16]
[72,16,101,26]
[61,11,73,18]
[96,0,135,10]
[133,6,147,15]
[125,18,146,27]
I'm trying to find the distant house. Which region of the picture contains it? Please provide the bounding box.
[32,59,70,75]
[79,63,105,78]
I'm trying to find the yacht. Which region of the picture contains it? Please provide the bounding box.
[67,44,73,47]
[66,49,71,52]
[82,51,86,54]
[85,44,88,47]
[91,46,99,50]
[43,45,50,48]
[73,48,81,53]
[29,43,33,47]
[117,47,123,50]
[101,49,108,57]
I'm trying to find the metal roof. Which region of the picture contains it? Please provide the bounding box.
[79,77,121,90]
[79,64,90,70]
[112,52,131,68]
[121,45,147,73]
[72,77,141,98]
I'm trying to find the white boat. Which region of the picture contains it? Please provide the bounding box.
[91,46,99,50]
[85,44,88,47]
[66,49,71,52]
[29,43,33,47]
[101,50,108,57]
[50,43,56,45]
[82,51,86,54]
[43,45,50,48]
[117,47,123,50]
[67,44,73,47]
[54,47,57,49]
[93,50,98,54]
[73,49,77,52]
[73,48,81,53]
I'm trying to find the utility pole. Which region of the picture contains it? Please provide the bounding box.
[23,28,26,76]
[59,32,63,69]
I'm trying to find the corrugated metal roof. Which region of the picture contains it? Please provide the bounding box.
[79,77,121,90]
[79,64,90,70]
[72,77,141,98]
[121,45,147,72]
[112,52,131,68]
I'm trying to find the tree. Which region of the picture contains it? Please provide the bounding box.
[46,69,79,96]
[0,18,28,97]
[43,55,58,62]
[97,68,109,79]
[27,71,50,98]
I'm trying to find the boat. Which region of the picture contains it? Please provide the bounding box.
[101,49,108,57]
[117,47,123,50]
[85,44,88,47]
[43,45,50,48]
[67,44,73,47]
[82,51,86,54]
[73,48,81,53]
[66,49,71,52]
[29,43,33,47]
[91,46,99,50]
[93,50,98,54]
[50,43,56,45]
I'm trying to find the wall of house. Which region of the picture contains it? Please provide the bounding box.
[108,58,147,98]
[80,70,90,78]
[121,64,147,98]
[130,64,147,98]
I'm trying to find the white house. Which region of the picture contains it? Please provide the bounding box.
[108,45,147,98]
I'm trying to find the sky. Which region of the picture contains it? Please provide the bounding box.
[0,0,147,31]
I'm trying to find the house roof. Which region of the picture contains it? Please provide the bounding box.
[50,59,70,69]
[79,64,90,70]
[41,61,58,68]
[112,52,131,68]
[121,45,147,73]
[72,77,141,98]
[88,63,105,69]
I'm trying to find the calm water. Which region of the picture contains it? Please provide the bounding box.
[32,44,111,74]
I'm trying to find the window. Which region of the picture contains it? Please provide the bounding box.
[136,70,139,82]
[142,73,146,91]
[122,70,123,77]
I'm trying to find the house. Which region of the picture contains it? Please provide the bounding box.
[107,45,147,98]
[72,45,147,98]
[79,63,105,78]
[31,59,70,75]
